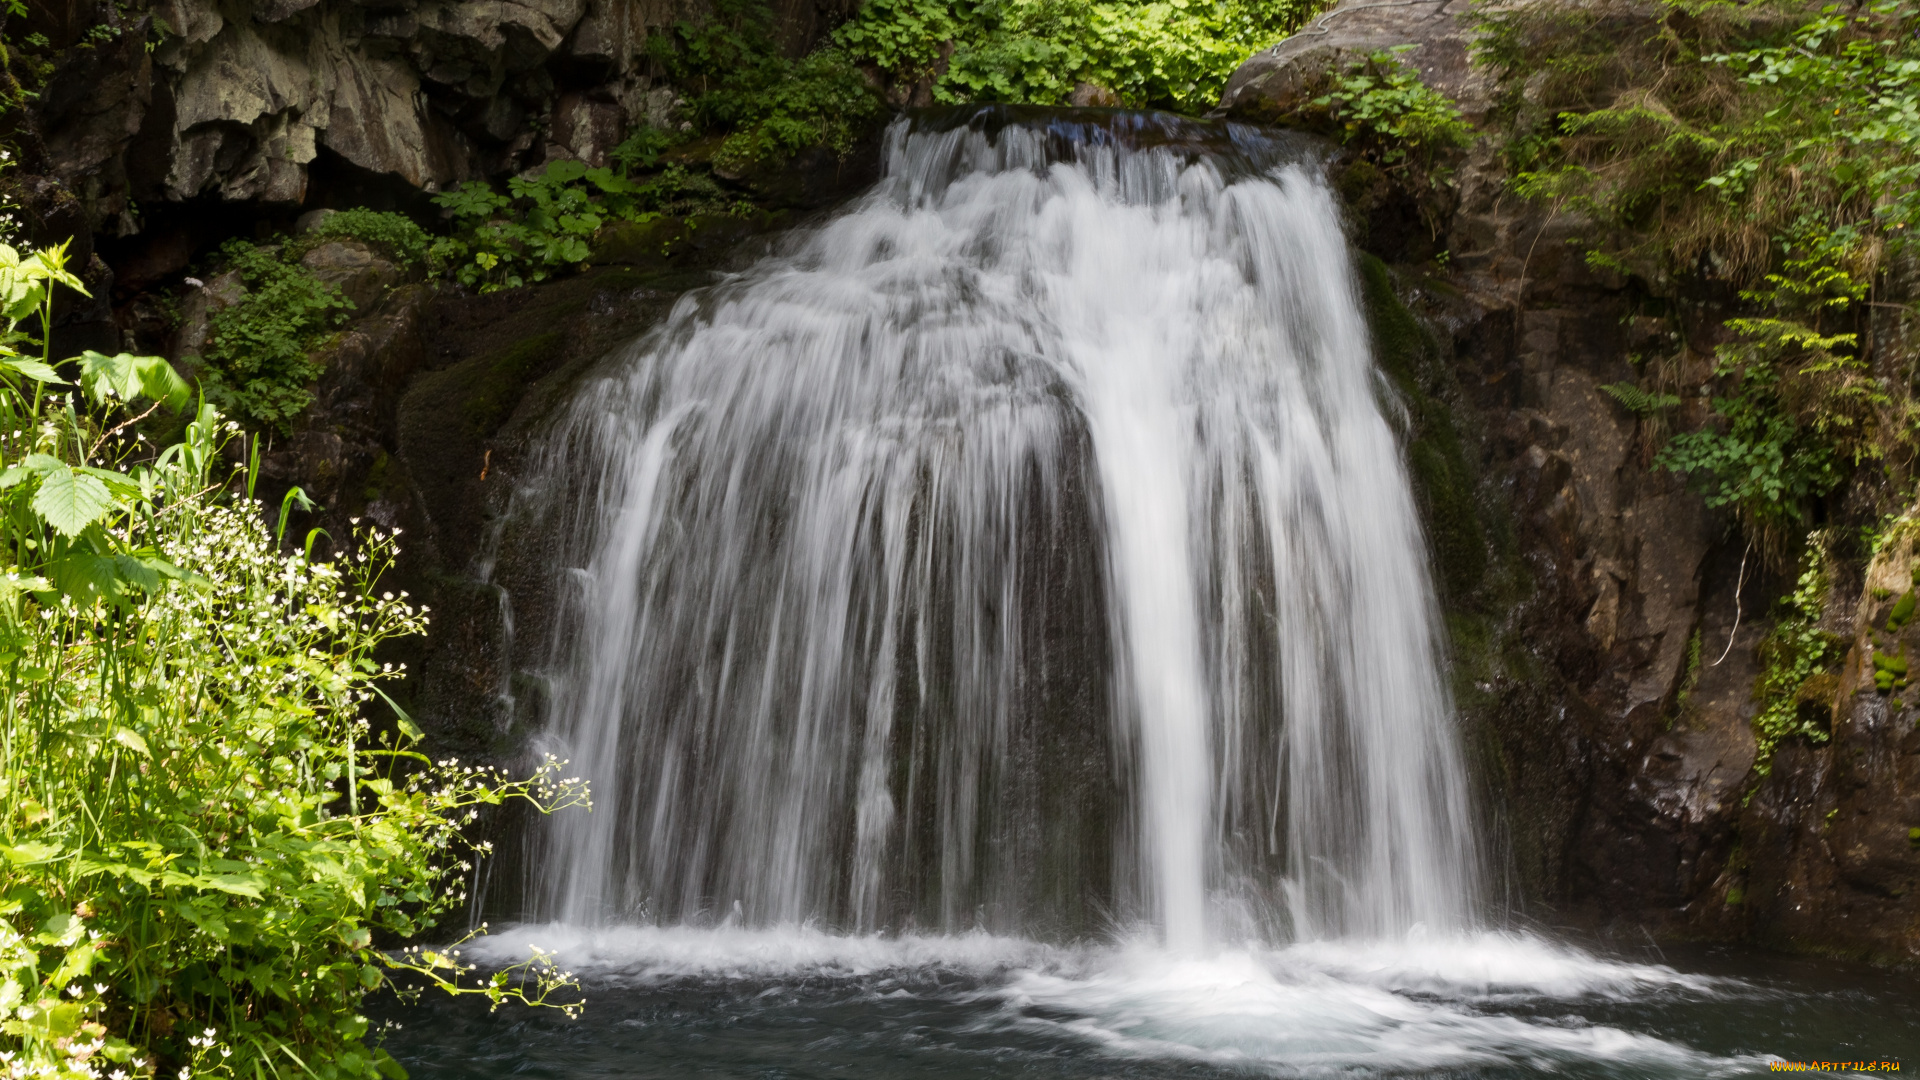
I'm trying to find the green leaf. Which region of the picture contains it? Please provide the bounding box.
[110,553,163,593]
[48,552,124,601]
[32,466,115,537]
[1,356,66,384]
[206,873,266,898]
[111,727,151,756]
[78,350,192,410]
[373,1048,410,1080]
[2,842,62,864]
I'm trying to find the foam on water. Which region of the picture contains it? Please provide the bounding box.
[459,924,1775,1077]
[461,921,1067,981]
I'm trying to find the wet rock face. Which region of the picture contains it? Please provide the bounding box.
[1223,0,1920,961]
[244,212,796,762]
[1734,543,1920,963]
[15,0,860,236]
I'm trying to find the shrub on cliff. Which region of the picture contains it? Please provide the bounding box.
[1477,0,1920,555]
[430,160,745,292]
[645,0,884,168]
[193,239,354,432]
[0,243,588,1079]
[836,0,1323,110]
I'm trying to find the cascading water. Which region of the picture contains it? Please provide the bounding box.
[407,109,1900,1078]
[512,108,1476,948]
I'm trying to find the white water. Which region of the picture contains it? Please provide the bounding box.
[461,924,1777,1077]
[513,110,1475,947]
[471,108,1806,1077]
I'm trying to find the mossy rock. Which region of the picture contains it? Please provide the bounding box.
[1357,252,1487,600]
[592,218,689,267]
[461,331,564,438]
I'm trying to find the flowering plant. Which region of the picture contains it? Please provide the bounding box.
[0,244,588,1078]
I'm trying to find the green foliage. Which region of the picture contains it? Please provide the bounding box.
[1750,537,1844,773]
[1476,0,1920,555]
[1599,382,1681,415]
[833,0,960,81]
[609,124,684,175]
[1654,356,1844,531]
[299,210,434,271]
[648,0,883,168]
[0,242,590,1079]
[0,148,19,246]
[431,160,742,292]
[1675,626,1704,712]
[195,240,354,432]
[836,0,1320,111]
[1311,47,1476,166]
[709,48,885,171]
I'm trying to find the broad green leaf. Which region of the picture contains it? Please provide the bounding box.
[0,572,50,596]
[111,727,151,756]
[110,553,163,593]
[74,856,158,885]
[206,873,266,898]
[1,356,65,384]
[32,466,115,537]
[48,552,124,601]
[78,350,191,410]
[545,159,589,183]
[1,842,62,864]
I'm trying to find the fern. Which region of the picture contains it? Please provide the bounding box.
[1600,382,1681,415]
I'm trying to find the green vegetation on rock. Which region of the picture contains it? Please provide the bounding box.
[1311,47,1475,168]
[193,240,354,432]
[432,161,745,293]
[1750,535,1845,773]
[297,209,435,271]
[1476,0,1920,555]
[647,1,885,170]
[837,0,1321,110]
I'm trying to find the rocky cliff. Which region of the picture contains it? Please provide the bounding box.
[6,0,1916,963]
[1222,0,1920,964]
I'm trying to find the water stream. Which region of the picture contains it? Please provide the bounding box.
[402,109,1909,1077]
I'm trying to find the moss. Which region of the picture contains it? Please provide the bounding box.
[361,451,393,504]
[1358,253,1487,601]
[460,332,564,438]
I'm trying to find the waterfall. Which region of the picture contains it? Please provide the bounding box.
[511,108,1480,948]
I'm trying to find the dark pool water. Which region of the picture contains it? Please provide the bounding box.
[374,926,1916,1078]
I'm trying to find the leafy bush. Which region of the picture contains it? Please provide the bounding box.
[1,242,589,1079]
[609,125,684,174]
[1312,48,1476,167]
[298,209,435,271]
[194,240,354,432]
[705,48,886,172]
[1476,0,1920,553]
[836,0,1323,111]
[431,161,744,292]
[647,0,884,168]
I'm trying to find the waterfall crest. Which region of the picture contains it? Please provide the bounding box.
[512,108,1479,947]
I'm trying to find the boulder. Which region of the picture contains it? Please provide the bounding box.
[173,268,247,360]
[1217,0,1490,125]
[299,238,404,311]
